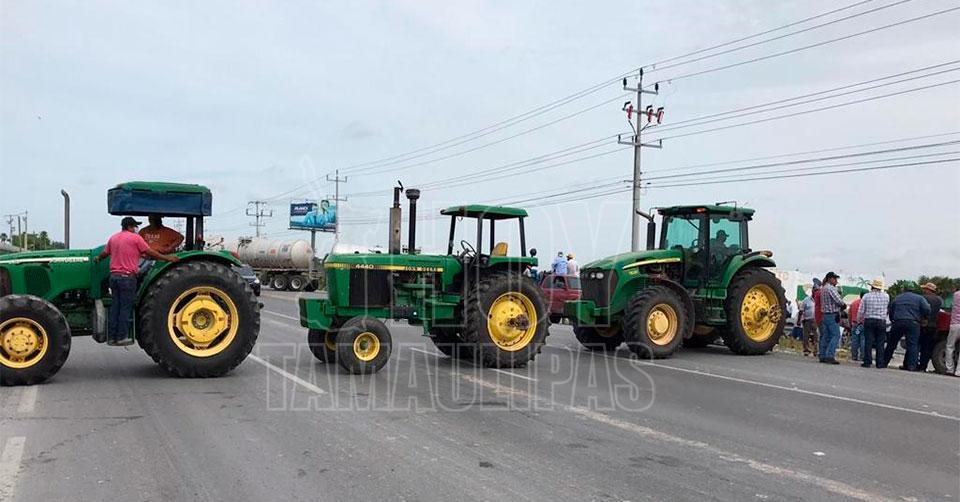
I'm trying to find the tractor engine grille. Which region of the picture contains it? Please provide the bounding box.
[580,269,618,308]
[348,269,391,307]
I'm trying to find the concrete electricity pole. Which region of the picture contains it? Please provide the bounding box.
[246,201,273,237]
[618,69,663,251]
[325,169,348,242]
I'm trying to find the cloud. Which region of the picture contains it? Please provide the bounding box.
[340,121,377,141]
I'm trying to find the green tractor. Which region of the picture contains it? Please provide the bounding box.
[565,204,786,358]
[299,187,549,374]
[0,182,260,386]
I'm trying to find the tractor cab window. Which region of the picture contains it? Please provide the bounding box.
[707,216,745,282]
[661,215,707,284]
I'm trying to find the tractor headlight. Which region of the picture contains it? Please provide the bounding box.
[596,272,604,279]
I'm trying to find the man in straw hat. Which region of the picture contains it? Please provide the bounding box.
[857,277,890,368]
[918,282,943,372]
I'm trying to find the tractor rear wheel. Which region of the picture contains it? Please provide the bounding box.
[336,316,392,374]
[463,273,549,368]
[722,268,786,355]
[307,326,339,363]
[428,326,474,359]
[138,261,260,377]
[271,274,289,291]
[0,295,72,386]
[574,324,624,351]
[623,286,686,359]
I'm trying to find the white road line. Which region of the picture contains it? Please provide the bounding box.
[16,386,37,414]
[247,354,327,395]
[262,310,300,322]
[0,436,26,501]
[407,346,537,381]
[550,346,960,422]
[459,373,894,502]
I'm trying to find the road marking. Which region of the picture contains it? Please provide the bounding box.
[248,354,327,395]
[407,347,537,381]
[0,436,26,501]
[262,309,300,322]
[16,386,37,413]
[459,373,894,502]
[550,346,960,422]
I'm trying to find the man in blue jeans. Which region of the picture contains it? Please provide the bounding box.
[818,271,846,364]
[883,287,931,371]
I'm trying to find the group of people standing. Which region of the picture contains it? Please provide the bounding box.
[797,272,958,375]
[551,252,579,276]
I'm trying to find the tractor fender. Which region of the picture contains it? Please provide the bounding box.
[719,254,777,289]
[648,276,696,340]
[137,251,243,301]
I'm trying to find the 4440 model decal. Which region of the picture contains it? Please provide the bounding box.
[323,262,444,273]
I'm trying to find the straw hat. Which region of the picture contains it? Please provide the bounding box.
[920,282,938,293]
[870,277,885,290]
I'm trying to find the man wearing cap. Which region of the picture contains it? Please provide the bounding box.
[917,282,943,372]
[95,217,179,346]
[818,271,846,364]
[857,278,890,368]
[883,285,931,371]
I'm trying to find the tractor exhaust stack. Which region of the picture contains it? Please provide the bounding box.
[405,188,420,254]
[61,189,70,249]
[389,185,403,254]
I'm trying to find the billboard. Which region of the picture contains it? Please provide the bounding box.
[290,201,336,232]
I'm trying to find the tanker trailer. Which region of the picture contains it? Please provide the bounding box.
[231,238,321,291]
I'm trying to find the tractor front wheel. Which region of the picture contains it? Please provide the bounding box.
[336,316,392,374]
[574,323,624,351]
[623,286,686,359]
[138,261,260,377]
[307,326,339,363]
[722,268,786,355]
[463,273,549,368]
[0,295,72,386]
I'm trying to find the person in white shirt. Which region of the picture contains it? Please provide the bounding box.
[566,253,580,276]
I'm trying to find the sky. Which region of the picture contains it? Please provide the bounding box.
[1,0,958,280]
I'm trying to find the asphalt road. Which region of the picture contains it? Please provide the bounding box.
[2,291,958,501]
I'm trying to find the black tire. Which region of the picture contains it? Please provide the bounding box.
[574,323,624,351]
[462,272,549,368]
[336,316,392,374]
[428,326,476,360]
[271,274,289,291]
[289,275,307,292]
[549,314,563,324]
[721,268,787,355]
[931,338,958,375]
[1,295,71,386]
[138,260,260,377]
[623,286,686,359]
[307,326,338,363]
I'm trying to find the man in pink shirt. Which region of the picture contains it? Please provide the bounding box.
[946,289,960,377]
[95,217,178,345]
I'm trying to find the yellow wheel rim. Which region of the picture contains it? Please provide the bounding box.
[486,292,538,352]
[353,332,380,362]
[166,286,239,358]
[324,331,337,352]
[646,304,678,346]
[740,284,781,342]
[0,317,49,369]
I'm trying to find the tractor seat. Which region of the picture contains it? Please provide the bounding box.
[492,242,508,256]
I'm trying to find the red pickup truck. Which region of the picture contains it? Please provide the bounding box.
[539,273,581,323]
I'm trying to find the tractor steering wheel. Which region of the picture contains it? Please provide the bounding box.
[458,240,477,260]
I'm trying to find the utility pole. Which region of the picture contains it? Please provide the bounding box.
[22,211,28,251]
[246,201,273,237]
[325,169,348,242]
[619,68,663,251]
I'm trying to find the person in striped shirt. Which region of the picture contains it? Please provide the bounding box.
[857,278,890,368]
[818,271,846,364]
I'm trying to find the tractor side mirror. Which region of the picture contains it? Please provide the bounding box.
[529,247,537,257]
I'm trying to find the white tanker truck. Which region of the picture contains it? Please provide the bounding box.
[230,237,321,291]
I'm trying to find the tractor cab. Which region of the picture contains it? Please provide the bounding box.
[440,204,535,269]
[657,205,756,288]
[107,181,212,250]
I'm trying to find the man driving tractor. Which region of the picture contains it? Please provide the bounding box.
[139,214,184,253]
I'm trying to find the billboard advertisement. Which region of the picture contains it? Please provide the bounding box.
[290,201,336,232]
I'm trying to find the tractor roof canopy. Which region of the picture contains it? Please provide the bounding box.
[658,204,755,218]
[108,181,212,217]
[440,204,528,220]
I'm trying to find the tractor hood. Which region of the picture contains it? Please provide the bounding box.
[0,247,95,264]
[582,249,682,272]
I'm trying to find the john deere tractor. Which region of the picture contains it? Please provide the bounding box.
[565,204,786,358]
[0,182,260,386]
[299,186,549,374]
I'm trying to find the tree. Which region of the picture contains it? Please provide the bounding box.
[887,276,960,298]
